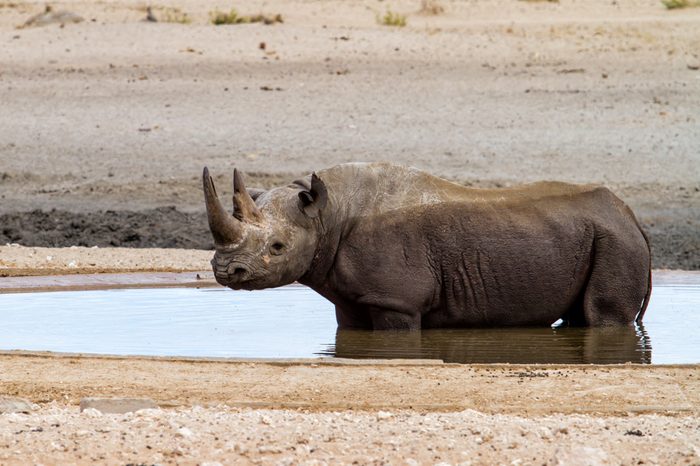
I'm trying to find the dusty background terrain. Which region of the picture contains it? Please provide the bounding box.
[0,0,699,268]
[1,1,700,464]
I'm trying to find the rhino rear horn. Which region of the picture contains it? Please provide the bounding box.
[233,168,263,222]
[203,167,243,245]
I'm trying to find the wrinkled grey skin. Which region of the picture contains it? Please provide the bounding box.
[203,162,651,330]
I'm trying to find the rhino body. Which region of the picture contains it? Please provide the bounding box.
[203,163,651,330]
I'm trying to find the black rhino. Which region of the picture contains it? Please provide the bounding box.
[203,163,651,330]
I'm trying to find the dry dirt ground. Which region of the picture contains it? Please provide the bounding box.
[0,353,698,465]
[0,0,699,268]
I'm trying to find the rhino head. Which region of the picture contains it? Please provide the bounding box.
[202,167,328,290]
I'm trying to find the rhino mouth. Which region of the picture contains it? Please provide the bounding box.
[211,259,255,289]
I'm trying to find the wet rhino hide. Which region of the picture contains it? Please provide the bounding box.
[203,163,651,330]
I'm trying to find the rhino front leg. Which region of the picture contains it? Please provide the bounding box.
[335,304,372,330]
[334,302,420,330]
[369,307,421,330]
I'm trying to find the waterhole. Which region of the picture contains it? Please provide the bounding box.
[0,280,698,364]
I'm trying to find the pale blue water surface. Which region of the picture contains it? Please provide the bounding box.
[0,282,697,364]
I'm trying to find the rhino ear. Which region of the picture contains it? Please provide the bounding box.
[298,173,327,219]
[247,188,266,201]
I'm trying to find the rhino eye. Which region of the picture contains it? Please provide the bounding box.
[270,242,286,255]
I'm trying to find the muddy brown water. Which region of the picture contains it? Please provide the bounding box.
[0,281,697,364]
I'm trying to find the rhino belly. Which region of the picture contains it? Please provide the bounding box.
[426,235,592,328]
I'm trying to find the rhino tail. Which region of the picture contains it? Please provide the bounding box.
[635,224,652,324]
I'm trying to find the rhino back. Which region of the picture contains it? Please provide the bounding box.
[317,163,602,219]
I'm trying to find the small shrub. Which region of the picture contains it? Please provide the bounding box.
[419,0,445,15]
[210,8,283,25]
[210,8,242,25]
[162,7,191,24]
[380,9,407,27]
[661,0,700,8]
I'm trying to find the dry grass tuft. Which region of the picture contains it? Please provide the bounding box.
[160,7,191,24]
[210,8,283,25]
[661,0,700,8]
[418,0,445,15]
[379,9,407,27]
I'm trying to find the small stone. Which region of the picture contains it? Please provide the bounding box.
[50,441,67,452]
[81,408,102,418]
[23,6,84,28]
[0,397,35,414]
[177,427,195,439]
[79,397,158,414]
[376,411,393,420]
[551,446,608,466]
[257,445,283,454]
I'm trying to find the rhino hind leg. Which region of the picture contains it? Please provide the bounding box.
[581,231,650,326]
[559,293,587,327]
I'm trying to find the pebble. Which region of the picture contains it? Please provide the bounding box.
[177,427,195,439]
[80,408,103,418]
[0,397,35,414]
[551,446,608,466]
[79,397,158,414]
[257,445,283,454]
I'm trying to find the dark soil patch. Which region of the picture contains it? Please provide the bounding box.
[0,207,212,250]
[641,218,700,270]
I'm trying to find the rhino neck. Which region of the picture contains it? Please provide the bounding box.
[297,185,349,290]
[297,163,440,290]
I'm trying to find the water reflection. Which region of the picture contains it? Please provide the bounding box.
[2,281,698,363]
[326,325,651,364]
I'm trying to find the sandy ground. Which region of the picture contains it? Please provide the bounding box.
[0,353,698,465]
[0,0,699,267]
[0,243,211,276]
[2,404,698,465]
[1,1,700,463]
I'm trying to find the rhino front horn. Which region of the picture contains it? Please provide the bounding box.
[203,167,243,245]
